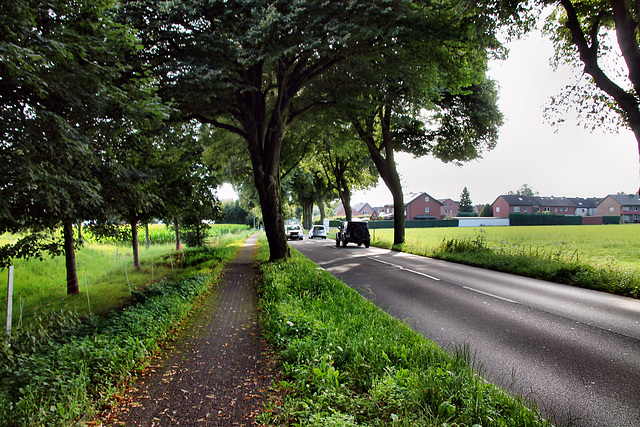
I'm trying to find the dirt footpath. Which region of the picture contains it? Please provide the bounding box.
[101,234,275,426]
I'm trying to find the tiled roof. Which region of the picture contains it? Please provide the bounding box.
[605,194,640,206]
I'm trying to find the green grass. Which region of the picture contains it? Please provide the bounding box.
[370,224,640,270]
[369,224,640,298]
[0,230,250,426]
[0,224,251,327]
[257,236,549,426]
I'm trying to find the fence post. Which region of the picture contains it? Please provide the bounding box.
[6,266,14,336]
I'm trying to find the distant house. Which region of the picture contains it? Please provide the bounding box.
[567,197,600,216]
[439,198,459,218]
[382,192,443,220]
[596,194,640,223]
[334,202,375,218]
[492,195,604,219]
[491,195,539,218]
[536,197,576,215]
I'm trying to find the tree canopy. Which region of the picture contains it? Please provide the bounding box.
[0,0,166,292]
[543,0,640,188]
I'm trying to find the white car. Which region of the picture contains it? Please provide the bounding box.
[308,225,327,239]
[286,225,304,240]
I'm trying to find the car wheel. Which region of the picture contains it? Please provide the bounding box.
[365,241,370,248]
[336,238,340,247]
[342,240,347,247]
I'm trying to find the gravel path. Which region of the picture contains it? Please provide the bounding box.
[101,234,275,426]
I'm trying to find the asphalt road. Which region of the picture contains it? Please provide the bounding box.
[290,237,640,426]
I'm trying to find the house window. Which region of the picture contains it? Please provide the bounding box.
[544,207,550,212]
[425,196,430,202]
[425,207,430,213]
[524,207,528,213]
[513,206,520,213]
[496,206,500,213]
[609,207,615,212]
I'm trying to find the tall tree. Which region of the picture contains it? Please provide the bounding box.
[543,0,640,188]
[459,187,474,213]
[0,0,164,292]
[318,5,506,244]
[317,131,379,222]
[120,0,442,261]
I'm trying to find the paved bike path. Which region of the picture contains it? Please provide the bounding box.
[104,234,274,426]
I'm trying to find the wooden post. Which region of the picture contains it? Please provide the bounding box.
[6,266,14,336]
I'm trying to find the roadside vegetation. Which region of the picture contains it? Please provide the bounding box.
[0,227,249,426]
[369,225,640,299]
[0,224,249,321]
[257,235,550,426]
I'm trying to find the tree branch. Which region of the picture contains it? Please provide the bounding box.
[186,113,247,139]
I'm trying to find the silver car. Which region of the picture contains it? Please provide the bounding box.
[308,225,327,239]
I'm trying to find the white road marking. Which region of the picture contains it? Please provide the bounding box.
[462,286,519,304]
[370,257,519,304]
[370,258,440,281]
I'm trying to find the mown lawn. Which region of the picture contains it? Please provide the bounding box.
[370,224,640,271]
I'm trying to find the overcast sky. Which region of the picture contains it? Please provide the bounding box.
[352,31,640,207]
[218,30,640,207]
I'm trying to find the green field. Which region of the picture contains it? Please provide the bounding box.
[0,224,250,325]
[370,224,640,271]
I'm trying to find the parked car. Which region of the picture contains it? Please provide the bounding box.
[308,225,327,239]
[286,224,304,240]
[336,221,370,248]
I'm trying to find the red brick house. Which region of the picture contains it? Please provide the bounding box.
[596,194,640,223]
[492,195,600,218]
[536,197,577,215]
[382,192,443,220]
[491,195,538,218]
[334,202,375,218]
[439,198,459,218]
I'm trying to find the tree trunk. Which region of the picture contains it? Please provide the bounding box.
[174,217,181,250]
[301,200,313,230]
[145,223,150,250]
[63,220,79,295]
[131,219,140,271]
[354,106,405,244]
[338,177,353,222]
[77,222,83,245]
[316,192,326,223]
[252,162,288,261]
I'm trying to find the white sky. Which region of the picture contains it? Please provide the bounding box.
[217,31,640,207]
[353,31,640,207]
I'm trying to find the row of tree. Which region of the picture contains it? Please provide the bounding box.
[0,2,225,294]
[4,0,640,294]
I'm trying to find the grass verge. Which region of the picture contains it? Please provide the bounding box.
[0,232,249,427]
[256,236,549,426]
[370,227,640,299]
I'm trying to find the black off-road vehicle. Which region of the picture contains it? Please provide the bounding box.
[336,221,370,248]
